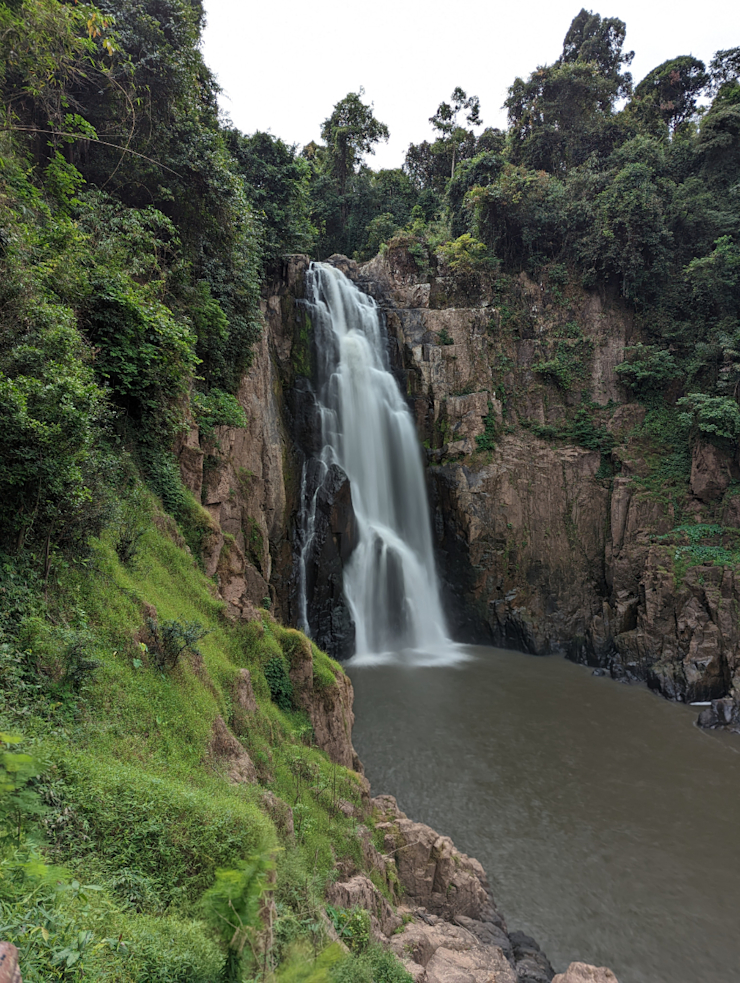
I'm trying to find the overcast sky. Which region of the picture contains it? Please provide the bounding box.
[201,1,739,170]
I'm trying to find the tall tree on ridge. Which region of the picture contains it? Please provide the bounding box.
[429,87,482,179]
[320,89,389,219]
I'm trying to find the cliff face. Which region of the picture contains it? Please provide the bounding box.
[176,255,357,658]
[353,248,740,707]
[349,249,625,650]
[176,261,295,622]
[178,250,740,711]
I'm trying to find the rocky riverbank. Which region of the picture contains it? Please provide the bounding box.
[327,786,619,983]
[235,626,619,982]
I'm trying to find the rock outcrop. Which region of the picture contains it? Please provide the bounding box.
[260,790,295,838]
[0,943,21,983]
[322,792,616,983]
[207,715,258,784]
[176,263,296,620]
[231,668,258,730]
[553,964,619,983]
[326,874,402,939]
[372,794,491,921]
[696,695,740,733]
[281,627,360,770]
[690,441,734,503]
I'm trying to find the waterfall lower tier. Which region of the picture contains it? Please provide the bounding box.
[299,262,451,658]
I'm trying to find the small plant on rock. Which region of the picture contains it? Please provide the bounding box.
[326,905,371,953]
[114,484,152,566]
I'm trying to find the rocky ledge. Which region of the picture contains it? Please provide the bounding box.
[327,792,619,983]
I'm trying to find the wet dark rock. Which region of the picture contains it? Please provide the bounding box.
[300,463,357,658]
[427,467,494,644]
[509,931,555,982]
[288,379,324,457]
[453,914,512,960]
[697,696,740,733]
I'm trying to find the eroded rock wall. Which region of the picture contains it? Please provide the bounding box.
[175,255,357,654]
[349,248,740,707]
[176,257,305,621]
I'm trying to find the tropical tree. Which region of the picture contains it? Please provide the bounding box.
[708,47,740,94]
[561,8,634,97]
[632,56,709,134]
[320,89,389,203]
[506,9,633,174]
[429,87,482,178]
[225,129,316,265]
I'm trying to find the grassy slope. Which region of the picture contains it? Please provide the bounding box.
[1,505,381,982]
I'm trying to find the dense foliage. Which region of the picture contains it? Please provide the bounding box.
[0,0,317,568]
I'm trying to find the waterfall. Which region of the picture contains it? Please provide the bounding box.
[300,262,453,660]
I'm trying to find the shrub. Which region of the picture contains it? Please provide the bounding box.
[325,906,371,953]
[0,300,109,555]
[265,657,294,712]
[532,339,593,390]
[330,944,415,983]
[82,277,198,438]
[0,732,42,843]
[616,344,682,397]
[145,618,210,671]
[475,403,498,452]
[529,406,614,453]
[191,388,248,438]
[677,393,740,442]
[113,483,153,566]
[436,233,491,272]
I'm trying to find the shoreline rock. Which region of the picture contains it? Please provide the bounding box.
[329,792,619,983]
[696,696,740,733]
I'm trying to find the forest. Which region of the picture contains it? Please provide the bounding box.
[0,0,739,980]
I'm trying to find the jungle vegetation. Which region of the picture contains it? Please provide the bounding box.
[0,0,739,979]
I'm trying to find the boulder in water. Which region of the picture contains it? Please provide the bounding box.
[552,963,619,983]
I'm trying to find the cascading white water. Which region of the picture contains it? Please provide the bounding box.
[301,262,452,658]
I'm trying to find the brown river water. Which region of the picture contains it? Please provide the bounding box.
[348,645,740,983]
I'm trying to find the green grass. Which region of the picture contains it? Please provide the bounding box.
[0,496,390,982]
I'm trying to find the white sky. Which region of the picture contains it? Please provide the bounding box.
[202,1,739,171]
